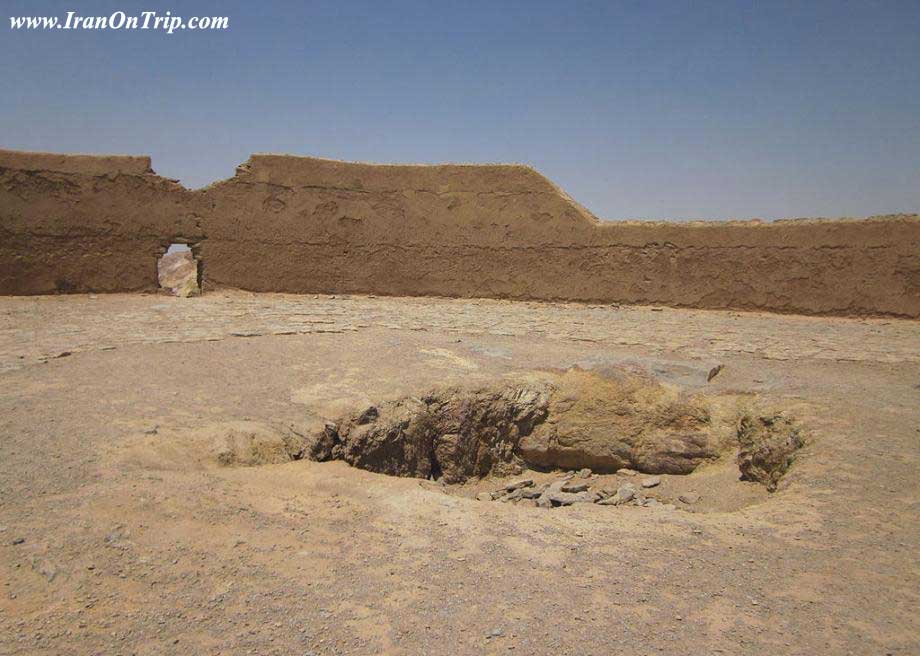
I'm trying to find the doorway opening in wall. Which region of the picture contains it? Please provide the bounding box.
[157,243,200,297]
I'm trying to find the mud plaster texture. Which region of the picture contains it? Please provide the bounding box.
[2,148,918,317]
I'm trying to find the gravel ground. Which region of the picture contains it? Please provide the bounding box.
[0,291,917,655]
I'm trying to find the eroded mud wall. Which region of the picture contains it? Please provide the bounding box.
[0,151,202,294]
[2,148,918,317]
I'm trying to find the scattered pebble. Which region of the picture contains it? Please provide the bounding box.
[483,474,694,512]
[504,479,534,492]
[707,364,724,382]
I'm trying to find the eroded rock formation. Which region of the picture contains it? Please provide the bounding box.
[519,369,720,475]
[310,369,725,482]
[309,385,550,483]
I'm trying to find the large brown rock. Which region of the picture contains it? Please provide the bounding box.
[518,369,720,475]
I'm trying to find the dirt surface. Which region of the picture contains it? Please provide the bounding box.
[3,148,919,317]
[1,291,918,655]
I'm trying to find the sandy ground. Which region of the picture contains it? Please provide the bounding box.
[0,291,918,655]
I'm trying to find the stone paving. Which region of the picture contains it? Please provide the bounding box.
[0,290,917,373]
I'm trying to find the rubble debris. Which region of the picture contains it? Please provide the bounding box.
[641,476,661,488]
[607,483,638,505]
[546,490,599,506]
[483,475,672,511]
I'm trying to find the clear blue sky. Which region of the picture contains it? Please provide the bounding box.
[2,0,918,220]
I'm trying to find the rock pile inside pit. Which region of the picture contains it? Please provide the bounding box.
[482,474,678,510]
[307,368,726,483]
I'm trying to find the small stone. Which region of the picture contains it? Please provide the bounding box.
[475,492,493,502]
[11,537,25,545]
[500,488,525,503]
[536,479,567,507]
[641,476,661,488]
[617,468,637,477]
[614,483,637,504]
[504,479,534,492]
[561,482,589,493]
[487,628,504,638]
[355,406,379,425]
[35,561,57,582]
[679,493,701,505]
[707,364,724,382]
[548,491,599,506]
[547,492,577,506]
[577,468,592,478]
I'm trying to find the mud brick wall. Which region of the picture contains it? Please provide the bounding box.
[2,148,918,317]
